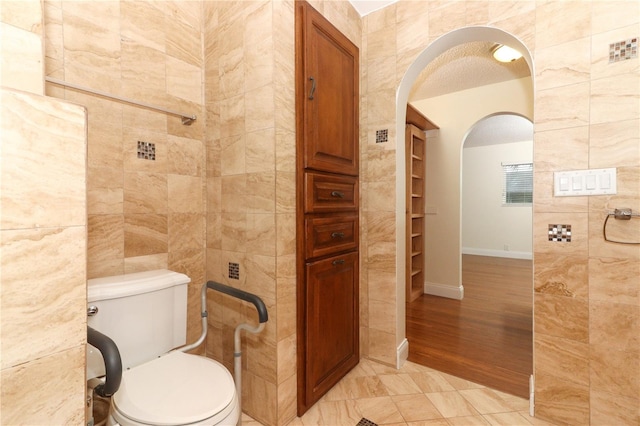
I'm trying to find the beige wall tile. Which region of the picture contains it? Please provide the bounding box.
[277,374,298,426]
[1,227,86,368]
[88,167,124,215]
[369,299,396,334]
[247,128,276,173]
[124,213,168,257]
[276,214,296,256]
[120,0,165,52]
[0,23,43,94]
[590,389,639,426]
[221,212,247,252]
[88,214,125,266]
[0,346,85,424]
[534,294,589,343]
[220,94,245,138]
[243,370,277,426]
[124,171,168,214]
[590,73,640,125]
[396,11,430,56]
[589,300,639,352]
[368,328,396,366]
[168,174,204,213]
[589,119,639,169]
[167,135,204,176]
[535,37,590,91]
[244,1,274,93]
[534,253,588,299]
[589,257,639,306]
[0,90,86,229]
[124,253,168,273]
[427,1,466,41]
[62,12,120,93]
[245,85,275,132]
[535,1,591,50]
[534,372,589,425]
[221,134,246,176]
[166,14,202,68]
[246,213,276,256]
[277,333,296,384]
[121,42,166,104]
[169,213,205,253]
[166,56,202,104]
[534,333,589,387]
[591,1,640,35]
[534,82,590,132]
[589,344,639,398]
[275,129,296,173]
[0,0,42,33]
[247,172,276,214]
[275,172,296,214]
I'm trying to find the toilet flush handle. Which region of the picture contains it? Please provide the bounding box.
[87,305,99,316]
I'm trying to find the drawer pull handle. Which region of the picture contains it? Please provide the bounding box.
[331,232,345,239]
[332,259,345,266]
[330,191,345,198]
[308,76,316,100]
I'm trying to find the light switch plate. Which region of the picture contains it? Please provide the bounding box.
[554,168,616,197]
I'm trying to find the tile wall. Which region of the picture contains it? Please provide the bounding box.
[361,1,639,425]
[0,1,87,422]
[44,0,207,347]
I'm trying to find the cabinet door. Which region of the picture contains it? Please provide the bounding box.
[301,4,359,176]
[305,251,359,404]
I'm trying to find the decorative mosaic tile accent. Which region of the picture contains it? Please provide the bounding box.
[356,418,378,426]
[137,141,156,160]
[548,224,571,242]
[376,129,388,143]
[609,37,638,63]
[229,262,239,280]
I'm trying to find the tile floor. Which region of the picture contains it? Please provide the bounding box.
[242,358,558,426]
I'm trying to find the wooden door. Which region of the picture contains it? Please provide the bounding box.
[296,0,359,415]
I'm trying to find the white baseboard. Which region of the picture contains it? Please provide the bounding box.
[462,247,532,260]
[424,282,464,300]
[396,338,409,369]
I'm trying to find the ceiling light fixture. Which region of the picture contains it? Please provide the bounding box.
[492,44,523,62]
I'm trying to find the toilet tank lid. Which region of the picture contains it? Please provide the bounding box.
[88,269,190,302]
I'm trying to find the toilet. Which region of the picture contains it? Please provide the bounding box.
[87,269,240,426]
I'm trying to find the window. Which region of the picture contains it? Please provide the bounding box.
[502,163,533,204]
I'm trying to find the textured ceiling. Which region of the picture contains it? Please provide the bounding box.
[464,114,533,148]
[409,41,531,101]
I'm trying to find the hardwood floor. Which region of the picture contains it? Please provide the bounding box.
[406,254,533,399]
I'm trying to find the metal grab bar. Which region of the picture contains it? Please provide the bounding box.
[174,281,268,426]
[206,281,268,323]
[87,327,122,397]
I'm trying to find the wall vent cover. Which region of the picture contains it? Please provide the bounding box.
[229,262,240,280]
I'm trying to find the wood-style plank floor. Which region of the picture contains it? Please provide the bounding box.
[406,254,533,399]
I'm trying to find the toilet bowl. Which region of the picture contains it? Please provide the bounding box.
[108,352,239,426]
[86,270,240,426]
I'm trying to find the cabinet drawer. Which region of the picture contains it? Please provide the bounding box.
[305,215,358,259]
[305,172,358,213]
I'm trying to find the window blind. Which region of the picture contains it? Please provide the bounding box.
[502,163,533,204]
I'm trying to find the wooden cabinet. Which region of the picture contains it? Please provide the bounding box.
[304,252,359,401]
[296,0,359,414]
[405,105,438,303]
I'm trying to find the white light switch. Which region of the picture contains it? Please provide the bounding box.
[554,168,617,197]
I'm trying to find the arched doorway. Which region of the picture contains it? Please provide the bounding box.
[394,28,535,393]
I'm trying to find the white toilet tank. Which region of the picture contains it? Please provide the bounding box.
[87,269,190,371]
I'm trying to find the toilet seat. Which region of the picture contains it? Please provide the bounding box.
[112,351,238,425]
